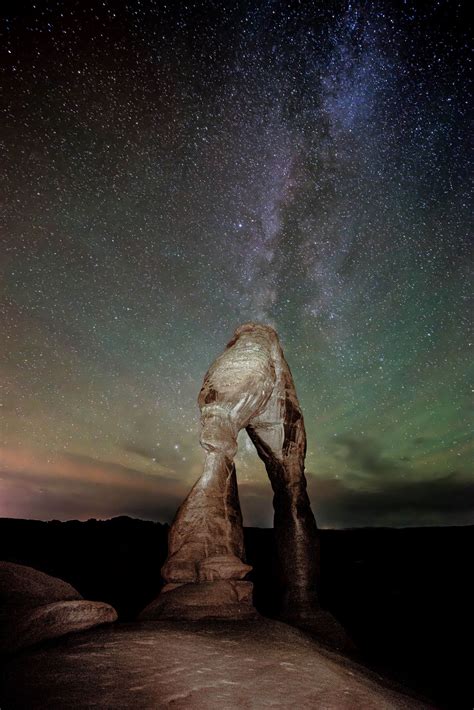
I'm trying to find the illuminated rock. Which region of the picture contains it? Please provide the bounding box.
[0,562,117,653]
[144,323,321,621]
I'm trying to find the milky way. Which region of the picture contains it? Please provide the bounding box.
[1,1,472,527]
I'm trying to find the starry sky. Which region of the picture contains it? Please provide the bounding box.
[1,0,472,528]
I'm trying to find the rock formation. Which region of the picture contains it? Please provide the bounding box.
[0,561,117,653]
[141,322,321,622]
[0,620,433,709]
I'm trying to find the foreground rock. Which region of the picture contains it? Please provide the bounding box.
[0,619,433,709]
[0,560,82,606]
[0,562,117,653]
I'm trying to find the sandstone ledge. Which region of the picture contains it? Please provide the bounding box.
[1,619,433,709]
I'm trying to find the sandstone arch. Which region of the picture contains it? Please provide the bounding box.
[142,322,321,621]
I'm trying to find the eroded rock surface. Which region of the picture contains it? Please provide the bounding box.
[153,323,321,622]
[0,560,82,607]
[0,620,434,709]
[140,581,256,621]
[0,561,117,653]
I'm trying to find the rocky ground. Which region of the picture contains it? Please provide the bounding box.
[1,618,433,709]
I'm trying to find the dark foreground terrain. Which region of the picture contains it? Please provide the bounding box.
[0,518,472,708]
[1,619,432,710]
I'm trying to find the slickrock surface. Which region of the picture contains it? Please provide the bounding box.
[0,562,117,653]
[0,619,432,709]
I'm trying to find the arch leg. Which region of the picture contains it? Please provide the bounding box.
[162,407,251,586]
[246,420,320,618]
[140,404,257,620]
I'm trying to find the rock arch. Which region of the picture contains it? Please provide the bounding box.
[142,322,321,621]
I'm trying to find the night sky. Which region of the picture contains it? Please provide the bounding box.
[1,1,472,527]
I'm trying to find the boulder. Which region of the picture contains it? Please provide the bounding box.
[0,560,81,606]
[0,561,117,653]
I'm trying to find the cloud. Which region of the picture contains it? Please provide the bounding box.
[121,442,167,464]
[234,452,474,528]
[0,447,187,522]
[306,470,474,528]
[413,436,428,446]
[1,444,472,529]
[331,434,404,478]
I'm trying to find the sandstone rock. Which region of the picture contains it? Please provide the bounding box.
[0,562,117,653]
[0,620,434,709]
[161,460,249,585]
[198,554,252,582]
[3,600,118,653]
[280,608,356,652]
[151,322,323,624]
[140,580,257,621]
[0,560,81,607]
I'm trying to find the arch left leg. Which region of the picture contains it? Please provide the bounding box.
[161,405,250,585]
